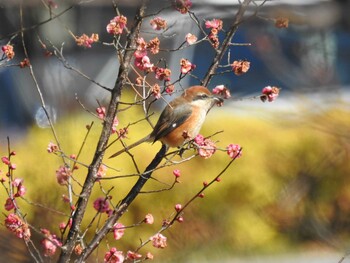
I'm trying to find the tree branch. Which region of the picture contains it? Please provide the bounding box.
[202,0,253,86]
[57,1,149,262]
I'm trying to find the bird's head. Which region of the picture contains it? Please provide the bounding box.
[182,86,224,111]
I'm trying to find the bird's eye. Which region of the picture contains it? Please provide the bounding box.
[197,93,208,100]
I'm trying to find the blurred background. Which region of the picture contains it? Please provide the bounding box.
[1,0,350,262]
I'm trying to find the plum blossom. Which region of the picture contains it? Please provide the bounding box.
[173,0,192,14]
[165,84,175,94]
[13,178,26,197]
[40,228,62,257]
[75,33,99,48]
[104,247,124,263]
[226,144,242,159]
[96,106,106,119]
[185,33,197,45]
[261,86,280,102]
[113,222,125,240]
[231,60,250,75]
[106,15,127,35]
[134,55,154,72]
[212,85,231,99]
[1,156,10,165]
[146,252,154,259]
[2,44,15,60]
[47,142,59,153]
[97,164,107,179]
[175,204,182,212]
[205,18,223,48]
[4,197,15,211]
[19,58,30,68]
[173,169,181,178]
[56,165,72,185]
[154,67,171,81]
[147,37,160,54]
[127,251,142,260]
[151,233,167,248]
[144,213,154,224]
[180,58,196,74]
[205,19,223,31]
[152,84,161,99]
[150,17,167,30]
[5,213,31,240]
[111,117,119,134]
[93,197,110,213]
[194,134,216,159]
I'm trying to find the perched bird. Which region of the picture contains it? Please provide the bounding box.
[109,85,223,158]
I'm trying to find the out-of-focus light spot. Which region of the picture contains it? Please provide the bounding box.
[35,106,57,128]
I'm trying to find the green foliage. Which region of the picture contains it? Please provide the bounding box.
[3,105,350,261]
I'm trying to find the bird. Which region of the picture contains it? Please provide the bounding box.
[109,85,223,158]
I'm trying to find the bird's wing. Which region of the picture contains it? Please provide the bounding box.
[150,103,192,143]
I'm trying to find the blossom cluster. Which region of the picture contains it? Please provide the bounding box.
[75,33,99,48]
[40,228,62,257]
[261,86,280,102]
[4,213,31,240]
[106,15,128,35]
[173,0,192,14]
[2,44,15,60]
[205,18,223,48]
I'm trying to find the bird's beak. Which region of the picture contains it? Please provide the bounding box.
[212,96,224,107]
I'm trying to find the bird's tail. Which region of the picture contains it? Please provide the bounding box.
[109,134,152,159]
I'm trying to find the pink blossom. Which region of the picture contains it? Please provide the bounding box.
[185,33,197,45]
[173,0,192,14]
[4,197,15,211]
[1,156,10,165]
[154,67,171,81]
[40,228,62,257]
[166,84,175,94]
[226,144,242,159]
[104,247,124,263]
[47,142,59,153]
[2,44,15,60]
[9,163,16,170]
[96,164,107,180]
[231,60,250,75]
[212,85,231,99]
[194,134,205,145]
[150,17,167,30]
[127,251,142,260]
[146,252,154,259]
[13,178,26,197]
[113,222,125,240]
[144,213,154,224]
[151,233,167,248]
[173,169,181,178]
[261,86,280,102]
[177,216,184,223]
[205,19,223,30]
[134,55,154,72]
[194,135,216,159]
[56,165,72,185]
[106,15,127,35]
[180,58,195,74]
[152,84,161,99]
[175,204,182,212]
[135,37,147,58]
[96,106,106,119]
[93,197,110,213]
[5,213,31,240]
[75,33,99,48]
[111,117,119,134]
